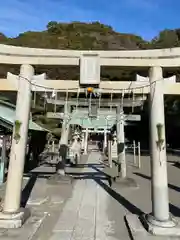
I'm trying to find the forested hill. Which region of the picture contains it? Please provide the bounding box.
[0,21,180,81]
[0,21,147,50]
[1,21,180,50]
[0,21,180,141]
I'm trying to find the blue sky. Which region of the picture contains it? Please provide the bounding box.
[0,0,179,40]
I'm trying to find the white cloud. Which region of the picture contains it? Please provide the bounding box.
[0,0,165,40]
[0,0,98,36]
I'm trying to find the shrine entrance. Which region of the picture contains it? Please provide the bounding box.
[45,87,143,180]
[0,45,179,236]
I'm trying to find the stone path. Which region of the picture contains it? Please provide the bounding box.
[1,150,180,239]
[36,151,180,240]
[46,151,131,240]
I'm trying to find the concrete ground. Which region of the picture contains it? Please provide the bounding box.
[1,148,180,239]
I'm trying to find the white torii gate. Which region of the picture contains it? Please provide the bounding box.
[1,64,175,233]
[0,45,178,236]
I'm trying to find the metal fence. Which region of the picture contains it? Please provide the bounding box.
[126,141,141,168]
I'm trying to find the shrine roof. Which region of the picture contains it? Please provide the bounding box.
[0,100,48,132]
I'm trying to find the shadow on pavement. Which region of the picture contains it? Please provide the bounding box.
[21,174,37,207]
[67,163,109,181]
[133,172,180,217]
[169,204,180,217]
[73,175,107,180]
[69,170,107,180]
[134,172,180,193]
[72,163,103,168]
[23,172,55,179]
[173,162,180,169]
[95,178,144,216]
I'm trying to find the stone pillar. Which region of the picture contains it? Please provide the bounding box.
[2,65,33,224]
[147,66,175,227]
[108,139,112,167]
[0,135,7,185]
[57,104,70,175]
[60,107,70,145]
[116,106,126,178]
[81,133,85,150]
[84,128,88,154]
[103,129,107,152]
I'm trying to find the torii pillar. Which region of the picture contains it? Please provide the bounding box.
[0,135,7,185]
[56,104,71,176]
[145,66,176,233]
[84,128,88,155]
[116,106,126,178]
[103,128,107,152]
[0,65,45,228]
[126,68,179,237]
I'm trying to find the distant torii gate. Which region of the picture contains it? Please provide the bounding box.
[47,105,141,154]
[46,96,143,161]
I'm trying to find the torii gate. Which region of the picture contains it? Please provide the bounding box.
[46,94,143,166]
[0,45,179,237]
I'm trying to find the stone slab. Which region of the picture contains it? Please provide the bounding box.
[27,196,49,206]
[49,231,73,240]
[112,177,139,189]
[0,212,48,240]
[0,208,30,229]
[141,214,180,237]
[47,174,73,185]
[125,214,180,239]
[50,196,64,204]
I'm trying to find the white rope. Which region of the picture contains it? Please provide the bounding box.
[19,74,164,93]
[64,90,69,121]
[110,90,113,113]
[89,92,92,116]
[121,89,125,108]
[141,87,144,110]
[54,90,57,113]
[52,89,56,98]
[65,90,68,112]
[33,91,36,108]
[75,88,80,112]
[128,89,131,101]
[132,90,135,113]
[98,91,101,110]
[89,92,92,107]
[43,90,47,110]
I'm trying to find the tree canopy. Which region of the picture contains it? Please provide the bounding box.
[0,21,180,81]
[1,21,180,136]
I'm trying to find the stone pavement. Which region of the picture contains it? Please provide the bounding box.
[33,152,180,240]
[44,151,128,240]
[0,159,74,240]
[1,150,180,239]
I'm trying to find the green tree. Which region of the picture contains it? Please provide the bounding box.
[151,29,179,48]
[47,21,62,34]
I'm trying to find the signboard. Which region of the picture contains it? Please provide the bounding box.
[46,112,64,119]
[80,54,100,85]
[125,115,141,121]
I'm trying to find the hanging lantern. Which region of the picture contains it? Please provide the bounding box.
[87,87,94,93]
